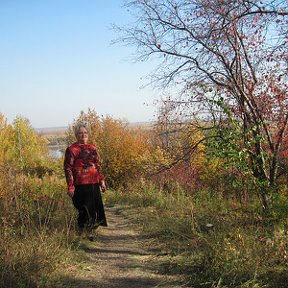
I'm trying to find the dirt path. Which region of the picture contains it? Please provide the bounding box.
[58,205,186,288]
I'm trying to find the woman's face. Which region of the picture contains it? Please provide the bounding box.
[76,127,89,144]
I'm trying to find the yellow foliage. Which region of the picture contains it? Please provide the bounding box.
[0,113,50,184]
[96,116,152,187]
[139,145,173,173]
[9,116,49,170]
[147,123,208,175]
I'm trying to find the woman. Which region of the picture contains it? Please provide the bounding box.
[64,123,107,237]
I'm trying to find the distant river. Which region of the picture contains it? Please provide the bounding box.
[48,144,65,159]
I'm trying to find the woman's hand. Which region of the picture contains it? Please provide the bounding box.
[67,188,75,198]
[100,181,107,192]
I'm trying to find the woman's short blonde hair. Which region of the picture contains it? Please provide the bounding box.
[73,122,90,138]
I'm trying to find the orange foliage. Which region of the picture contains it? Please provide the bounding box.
[96,116,151,188]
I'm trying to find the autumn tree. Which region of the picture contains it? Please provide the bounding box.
[147,99,212,193]
[0,114,49,175]
[8,116,50,175]
[117,0,288,208]
[0,114,51,200]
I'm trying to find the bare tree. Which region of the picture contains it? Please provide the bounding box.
[117,0,288,208]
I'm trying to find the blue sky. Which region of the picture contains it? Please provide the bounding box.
[0,0,158,128]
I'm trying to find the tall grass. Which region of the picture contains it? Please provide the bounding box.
[106,179,288,288]
[0,166,80,288]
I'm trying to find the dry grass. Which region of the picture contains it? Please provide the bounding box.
[0,168,80,288]
[105,181,288,288]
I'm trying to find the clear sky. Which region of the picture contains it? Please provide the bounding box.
[0,0,158,128]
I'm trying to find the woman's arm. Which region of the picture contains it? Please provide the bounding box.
[64,147,75,197]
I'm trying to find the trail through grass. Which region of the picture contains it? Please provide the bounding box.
[53,205,186,288]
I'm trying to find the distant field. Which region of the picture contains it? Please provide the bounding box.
[35,122,155,136]
[35,127,68,135]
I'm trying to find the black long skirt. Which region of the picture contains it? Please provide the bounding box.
[72,183,107,230]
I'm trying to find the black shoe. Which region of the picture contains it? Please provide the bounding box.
[92,220,104,230]
[88,235,96,242]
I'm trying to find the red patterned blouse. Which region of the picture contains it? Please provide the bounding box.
[64,143,104,191]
